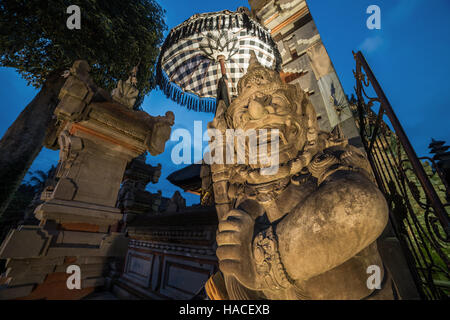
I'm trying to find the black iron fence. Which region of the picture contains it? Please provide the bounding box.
[352,51,450,299]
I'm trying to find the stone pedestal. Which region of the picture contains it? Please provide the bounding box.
[0,61,174,300]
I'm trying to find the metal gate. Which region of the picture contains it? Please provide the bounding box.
[352,51,449,299]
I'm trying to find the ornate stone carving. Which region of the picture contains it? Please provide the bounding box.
[57,130,83,171]
[116,154,164,220]
[252,226,292,290]
[205,53,391,300]
[111,65,140,109]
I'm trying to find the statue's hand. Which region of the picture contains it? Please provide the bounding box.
[216,209,263,290]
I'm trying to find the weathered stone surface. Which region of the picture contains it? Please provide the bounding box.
[13,272,95,300]
[111,66,139,109]
[34,199,122,227]
[7,273,48,287]
[0,226,51,259]
[82,277,106,289]
[0,285,34,300]
[46,233,129,258]
[55,230,107,246]
[51,177,77,201]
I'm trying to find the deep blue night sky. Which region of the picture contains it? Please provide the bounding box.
[0,0,449,205]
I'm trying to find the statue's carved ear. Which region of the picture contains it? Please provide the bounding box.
[291,83,307,115]
[294,83,303,94]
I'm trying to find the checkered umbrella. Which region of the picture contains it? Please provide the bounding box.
[156,9,282,113]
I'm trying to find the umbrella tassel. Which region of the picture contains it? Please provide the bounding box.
[173,86,177,101]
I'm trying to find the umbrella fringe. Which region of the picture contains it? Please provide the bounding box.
[157,69,216,113]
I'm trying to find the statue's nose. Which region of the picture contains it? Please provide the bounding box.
[248,94,272,119]
[248,100,266,119]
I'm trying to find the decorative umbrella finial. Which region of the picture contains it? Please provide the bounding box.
[248,50,262,69]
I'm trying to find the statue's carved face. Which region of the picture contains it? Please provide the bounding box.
[226,68,313,167]
[152,169,162,184]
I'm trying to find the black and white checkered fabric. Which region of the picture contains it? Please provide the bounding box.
[157,10,281,112]
[161,30,276,98]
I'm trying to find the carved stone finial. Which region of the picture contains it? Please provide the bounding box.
[248,50,260,68]
[237,51,281,95]
[111,64,140,109]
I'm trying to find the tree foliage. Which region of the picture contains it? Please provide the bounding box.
[0,0,167,99]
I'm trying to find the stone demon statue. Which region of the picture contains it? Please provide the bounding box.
[204,54,393,300]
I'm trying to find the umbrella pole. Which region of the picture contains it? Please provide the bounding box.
[216,55,248,298]
[217,55,231,107]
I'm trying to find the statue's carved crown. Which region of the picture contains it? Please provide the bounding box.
[237,51,281,95]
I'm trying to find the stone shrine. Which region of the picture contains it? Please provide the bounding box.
[0,61,174,299]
